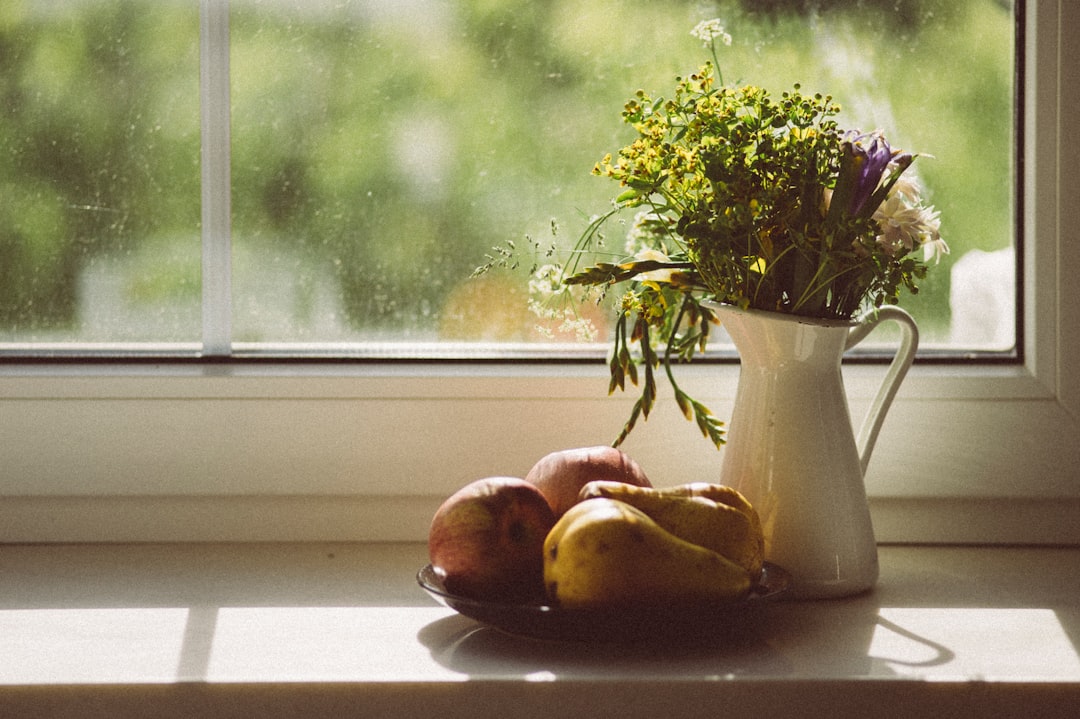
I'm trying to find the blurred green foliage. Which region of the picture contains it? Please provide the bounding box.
[0,0,1014,344]
[0,0,200,336]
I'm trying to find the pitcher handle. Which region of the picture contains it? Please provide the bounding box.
[845,306,919,474]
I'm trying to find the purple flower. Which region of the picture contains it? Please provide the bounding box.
[827,130,915,226]
[843,131,897,215]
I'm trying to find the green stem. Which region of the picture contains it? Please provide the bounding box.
[568,206,621,276]
[710,42,723,86]
[663,295,692,382]
[791,256,866,316]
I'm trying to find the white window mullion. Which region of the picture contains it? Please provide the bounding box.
[200,0,232,357]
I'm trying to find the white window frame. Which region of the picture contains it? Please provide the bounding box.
[0,0,1076,545]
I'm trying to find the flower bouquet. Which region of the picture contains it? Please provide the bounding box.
[486,21,946,449]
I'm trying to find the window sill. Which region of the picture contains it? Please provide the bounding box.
[2,543,1077,718]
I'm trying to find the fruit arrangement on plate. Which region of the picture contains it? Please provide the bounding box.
[423,446,782,636]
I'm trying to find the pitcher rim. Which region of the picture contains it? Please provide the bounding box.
[701,300,861,329]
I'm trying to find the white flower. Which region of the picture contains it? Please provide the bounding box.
[527,299,598,343]
[873,195,948,263]
[691,19,732,47]
[919,211,949,263]
[889,171,922,203]
[528,264,567,297]
[558,314,599,343]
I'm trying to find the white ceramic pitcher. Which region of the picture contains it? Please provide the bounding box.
[708,303,919,599]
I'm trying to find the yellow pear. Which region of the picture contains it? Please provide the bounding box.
[543,498,751,610]
[578,480,764,577]
[664,482,758,519]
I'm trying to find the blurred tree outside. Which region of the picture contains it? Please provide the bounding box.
[0,0,1015,349]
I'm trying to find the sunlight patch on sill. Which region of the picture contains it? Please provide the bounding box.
[870,608,1080,681]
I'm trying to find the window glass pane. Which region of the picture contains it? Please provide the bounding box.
[1,0,1014,353]
[0,0,201,345]
[229,0,637,345]
[230,0,1015,352]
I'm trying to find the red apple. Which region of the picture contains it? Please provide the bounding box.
[524,446,652,519]
[428,476,556,603]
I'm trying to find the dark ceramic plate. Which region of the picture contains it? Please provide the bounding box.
[417,562,790,642]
